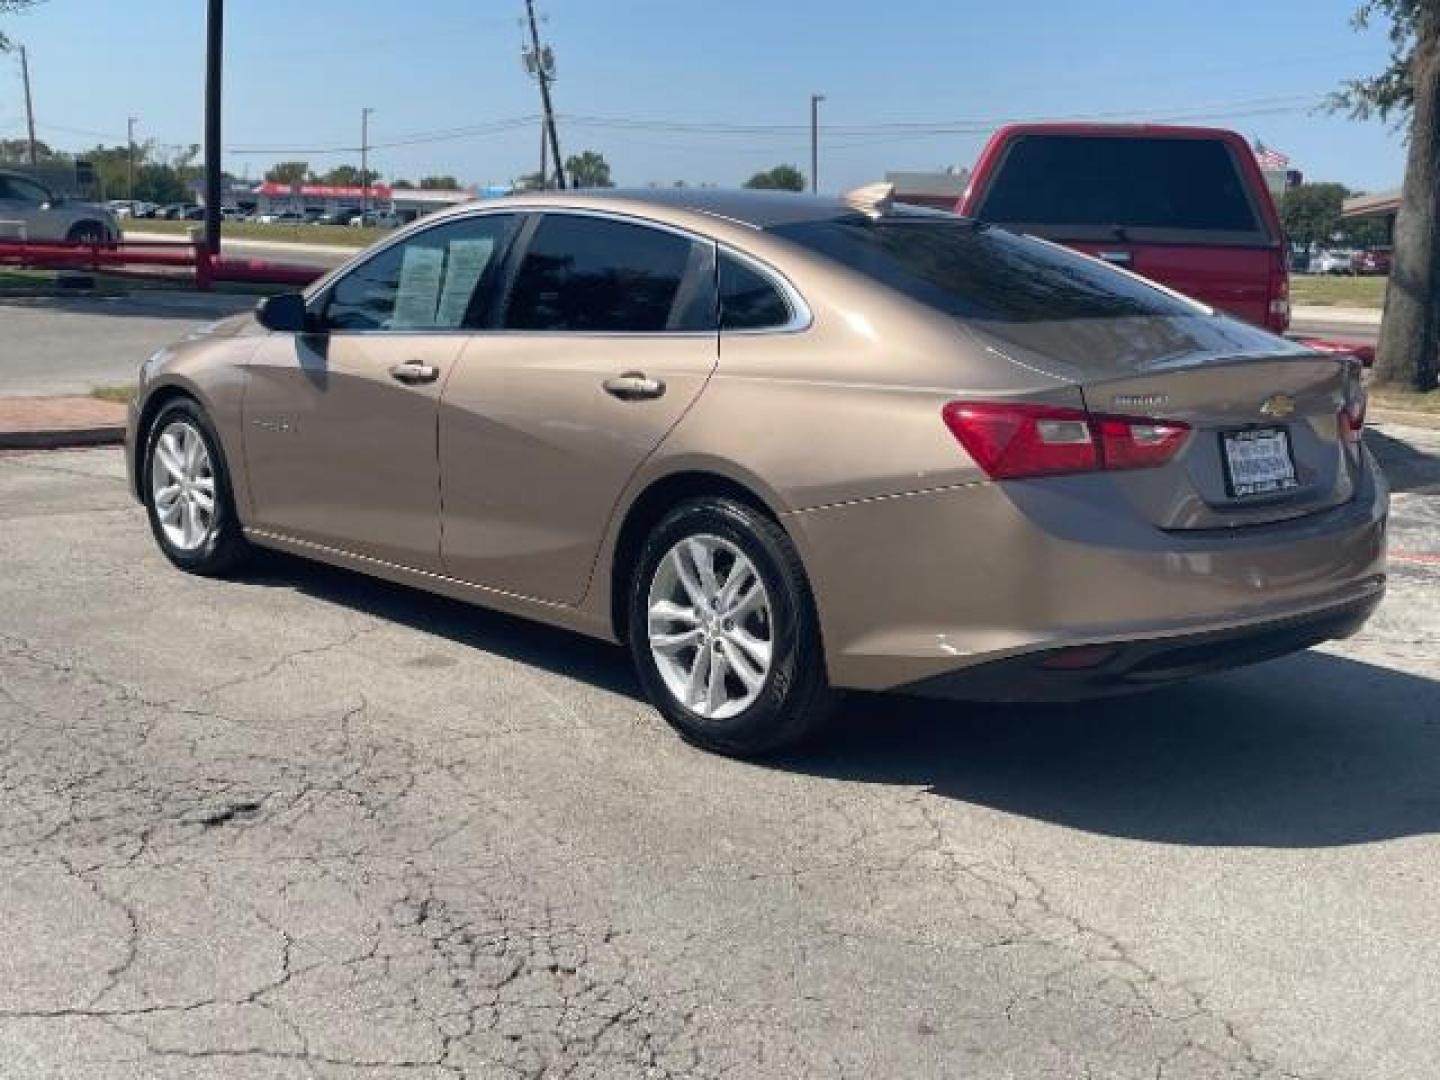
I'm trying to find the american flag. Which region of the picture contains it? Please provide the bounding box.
[1253,142,1290,170]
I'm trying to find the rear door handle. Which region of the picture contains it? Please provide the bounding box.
[389,361,440,385]
[603,372,666,401]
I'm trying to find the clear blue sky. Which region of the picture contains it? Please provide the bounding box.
[1,0,1408,193]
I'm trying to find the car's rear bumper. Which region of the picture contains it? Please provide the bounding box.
[787,449,1388,693]
[896,589,1381,701]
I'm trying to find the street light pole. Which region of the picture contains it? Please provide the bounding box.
[127,116,138,200]
[810,93,825,194]
[19,45,38,167]
[203,0,224,255]
[361,106,374,219]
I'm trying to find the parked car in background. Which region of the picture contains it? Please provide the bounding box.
[317,207,361,226]
[0,170,119,244]
[1312,249,1356,276]
[107,199,137,218]
[1352,246,1392,276]
[126,188,1384,757]
[256,209,306,225]
[958,123,1291,333]
[181,206,205,221]
[349,209,399,228]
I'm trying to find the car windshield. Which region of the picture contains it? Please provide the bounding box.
[769,215,1200,322]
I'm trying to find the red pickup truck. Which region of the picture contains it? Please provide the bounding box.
[956,123,1292,334]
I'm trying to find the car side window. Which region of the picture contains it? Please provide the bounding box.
[503,213,714,332]
[719,252,791,331]
[0,176,47,203]
[317,214,516,333]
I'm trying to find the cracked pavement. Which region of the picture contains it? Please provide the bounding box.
[1,430,1438,1079]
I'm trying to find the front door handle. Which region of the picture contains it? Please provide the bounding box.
[389,361,440,385]
[603,371,666,401]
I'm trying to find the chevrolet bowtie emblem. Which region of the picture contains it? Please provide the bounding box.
[1260,393,1295,419]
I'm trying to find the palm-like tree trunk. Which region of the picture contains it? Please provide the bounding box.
[1376,9,1440,391]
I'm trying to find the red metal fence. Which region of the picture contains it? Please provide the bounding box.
[0,237,323,291]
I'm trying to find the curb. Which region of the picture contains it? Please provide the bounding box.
[0,424,126,451]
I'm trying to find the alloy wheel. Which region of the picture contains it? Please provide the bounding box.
[150,420,217,552]
[647,534,773,720]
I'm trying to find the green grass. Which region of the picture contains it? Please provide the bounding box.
[0,268,50,288]
[123,218,381,248]
[1370,385,1440,416]
[1290,275,1388,309]
[91,385,137,405]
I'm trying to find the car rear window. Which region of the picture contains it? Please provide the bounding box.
[974,135,1267,240]
[769,216,1199,322]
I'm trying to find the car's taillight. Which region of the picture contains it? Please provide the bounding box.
[1340,391,1367,444]
[1267,249,1291,332]
[1096,416,1192,470]
[942,403,1099,479]
[942,402,1190,480]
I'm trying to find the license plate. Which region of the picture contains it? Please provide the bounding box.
[1221,428,1299,497]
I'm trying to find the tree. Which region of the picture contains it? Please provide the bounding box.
[315,165,380,187]
[0,0,44,52]
[565,151,614,189]
[264,161,312,186]
[743,164,805,192]
[419,175,459,190]
[513,170,546,193]
[1279,183,1350,246]
[0,137,62,164]
[1330,1,1440,391]
[392,178,415,189]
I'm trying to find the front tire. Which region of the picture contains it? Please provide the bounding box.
[142,398,250,576]
[628,498,837,757]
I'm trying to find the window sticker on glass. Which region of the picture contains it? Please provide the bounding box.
[434,238,495,327]
[392,246,447,329]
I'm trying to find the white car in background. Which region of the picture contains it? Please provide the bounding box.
[1312,249,1356,276]
[0,171,119,244]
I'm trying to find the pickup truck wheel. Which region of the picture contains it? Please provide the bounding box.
[66,222,108,245]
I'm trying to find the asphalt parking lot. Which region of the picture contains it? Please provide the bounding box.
[0,427,1437,1079]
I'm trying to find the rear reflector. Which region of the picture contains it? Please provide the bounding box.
[1340,391,1367,444]
[1040,645,1119,670]
[943,401,1190,480]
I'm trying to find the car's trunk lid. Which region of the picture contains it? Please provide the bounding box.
[961,314,1363,529]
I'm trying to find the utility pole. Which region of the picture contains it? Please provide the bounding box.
[522,0,565,189]
[19,45,38,167]
[127,116,137,200]
[361,106,374,219]
[203,0,223,255]
[810,93,825,194]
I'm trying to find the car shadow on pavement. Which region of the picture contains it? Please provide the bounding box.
[248,551,642,700]
[251,553,1438,850]
[1367,428,1440,493]
[775,650,1440,849]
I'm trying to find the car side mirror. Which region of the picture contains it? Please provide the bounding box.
[255,292,311,333]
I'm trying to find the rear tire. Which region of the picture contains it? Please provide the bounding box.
[65,222,108,246]
[141,398,250,576]
[628,498,838,757]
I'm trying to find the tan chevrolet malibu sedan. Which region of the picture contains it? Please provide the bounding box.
[126,188,1386,756]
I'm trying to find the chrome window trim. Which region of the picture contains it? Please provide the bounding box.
[717,244,813,336]
[301,202,811,338]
